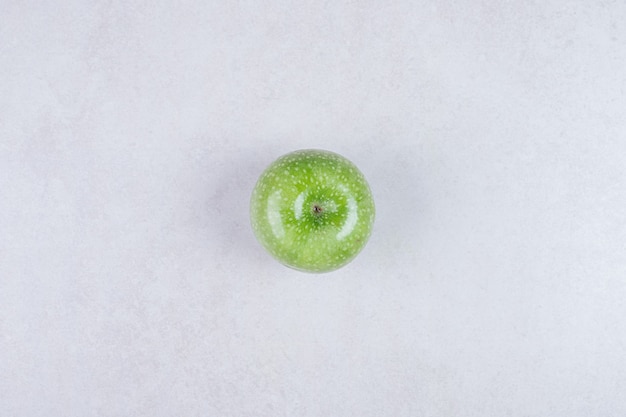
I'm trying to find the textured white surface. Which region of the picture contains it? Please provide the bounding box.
[1,1,626,416]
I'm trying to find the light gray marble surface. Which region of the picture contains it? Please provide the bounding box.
[2,1,626,416]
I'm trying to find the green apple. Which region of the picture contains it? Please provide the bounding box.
[250,149,375,273]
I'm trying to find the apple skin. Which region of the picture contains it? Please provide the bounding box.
[250,149,375,273]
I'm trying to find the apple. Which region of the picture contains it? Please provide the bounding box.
[250,149,375,273]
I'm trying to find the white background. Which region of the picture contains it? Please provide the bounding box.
[1,1,626,416]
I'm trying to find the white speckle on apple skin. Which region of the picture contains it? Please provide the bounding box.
[250,149,375,273]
